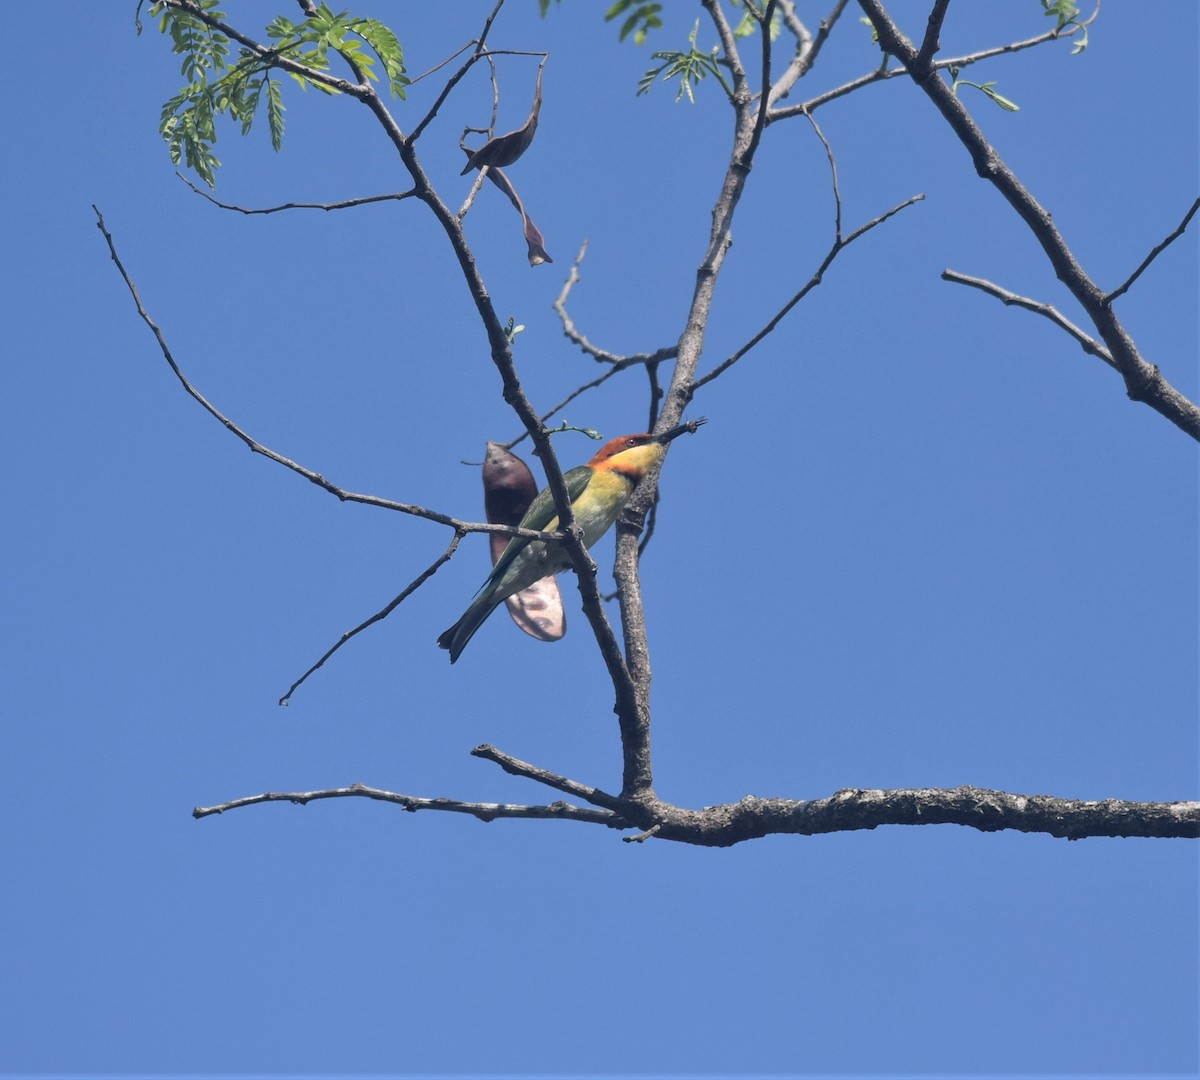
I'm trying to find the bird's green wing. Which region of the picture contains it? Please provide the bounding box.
[517,465,593,530]
[488,465,593,585]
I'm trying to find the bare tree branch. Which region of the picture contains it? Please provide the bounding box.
[407,0,504,143]
[524,366,634,440]
[695,192,924,391]
[857,0,1200,441]
[748,0,778,159]
[598,0,769,800]
[1107,196,1200,304]
[769,0,850,106]
[149,2,645,736]
[140,5,1195,848]
[630,786,1200,845]
[176,171,416,214]
[195,774,1200,844]
[278,534,465,706]
[807,106,843,240]
[553,242,678,366]
[914,0,952,71]
[194,782,628,829]
[771,5,1097,122]
[471,744,624,812]
[93,206,563,544]
[941,270,1115,366]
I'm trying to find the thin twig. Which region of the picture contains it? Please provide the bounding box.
[194,782,629,827]
[694,193,924,389]
[407,0,504,142]
[471,744,624,812]
[805,107,842,240]
[405,41,475,88]
[93,207,562,542]
[529,367,630,435]
[456,165,489,219]
[624,823,662,843]
[770,5,1097,122]
[176,171,416,214]
[278,533,465,706]
[1107,196,1200,303]
[553,242,678,366]
[156,0,366,97]
[942,270,1115,366]
[455,54,501,219]
[645,359,664,432]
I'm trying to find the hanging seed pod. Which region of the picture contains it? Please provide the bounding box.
[460,63,544,175]
[467,156,553,266]
[482,442,565,642]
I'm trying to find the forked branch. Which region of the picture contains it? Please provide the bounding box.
[770,4,1098,120]
[857,0,1200,440]
[942,270,1114,365]
[553,242,678,367]
[193,765,1200,843]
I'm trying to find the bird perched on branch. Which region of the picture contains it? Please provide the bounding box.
[438,418,707,663]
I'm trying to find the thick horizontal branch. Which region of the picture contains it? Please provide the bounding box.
[628,786,1200,845]
[466,744,1200,843]
[193,776,1200,844]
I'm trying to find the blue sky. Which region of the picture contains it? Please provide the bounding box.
[3,2,1197,1077]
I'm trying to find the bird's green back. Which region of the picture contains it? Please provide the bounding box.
[487,465,594,586]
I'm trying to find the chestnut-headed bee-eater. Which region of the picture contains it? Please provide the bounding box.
[437,419,706,662]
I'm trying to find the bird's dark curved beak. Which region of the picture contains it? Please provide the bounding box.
[655,417,708,444]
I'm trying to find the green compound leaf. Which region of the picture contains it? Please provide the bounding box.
[636,20,732,102]
[152,3,406,185]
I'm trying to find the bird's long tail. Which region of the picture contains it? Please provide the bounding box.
[436,593,501,664]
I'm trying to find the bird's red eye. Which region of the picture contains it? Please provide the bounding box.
[627,438,637,446]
